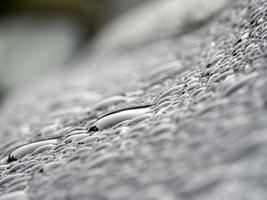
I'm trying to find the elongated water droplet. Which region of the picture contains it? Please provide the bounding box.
[32,144,55,155]
[8,139,58,162]
[89,105,152,131]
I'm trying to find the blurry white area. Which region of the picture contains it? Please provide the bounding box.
[0,15,86,89]
[95,0,232,51]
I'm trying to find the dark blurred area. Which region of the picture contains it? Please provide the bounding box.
[0,0,145,103]
[0,0,104,32]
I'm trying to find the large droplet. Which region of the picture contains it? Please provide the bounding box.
[89,105,152,131]
[8,139,58,162]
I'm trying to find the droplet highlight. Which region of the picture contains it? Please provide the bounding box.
[8,139,58,162]
[89,105,152,131]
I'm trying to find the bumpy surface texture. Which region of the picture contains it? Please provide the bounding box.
[0,0,267,199]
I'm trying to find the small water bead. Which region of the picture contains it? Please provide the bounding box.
[53,126,86,140]
[155,101,171,111]
[26,164,44,173]
[78,135,105,145]
[8,139,58,162]
[65,130,87,137]
[32,144,56,155]
[111,119,131,130]
[61,146,77,154]
[54,143,67,152]
[191,88,205,97]
[88,105,152,131]
[8,163,25,173]
[53,126,72,138]
[156,85,183,104]
[0,164,8,173]
[23,160,41,172]
[39,123,63,138]
[207,53,225,67]
[63,134,89,143]
[19,155,35,163]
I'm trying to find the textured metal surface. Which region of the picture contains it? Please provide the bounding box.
[0,0,267,199]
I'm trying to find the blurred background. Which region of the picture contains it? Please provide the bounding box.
[0,0,148,102]
[0,0,231,103]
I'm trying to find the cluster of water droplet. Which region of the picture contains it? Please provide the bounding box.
[0,0,266,198]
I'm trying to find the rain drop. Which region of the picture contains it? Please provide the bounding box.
[8,139,58,162]
[89,105,152,131]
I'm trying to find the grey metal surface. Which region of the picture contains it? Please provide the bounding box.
[0,0,267,199]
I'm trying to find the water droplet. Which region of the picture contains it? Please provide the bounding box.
[88,105,152,131]
[156,85,183,104]
[8,139,58,162]
[39,123,63,138]
[65,129,87,137]
[8,162,25,173]
[208,53,224,66]
[63,133,89,143]
[53,126,72,138]
[78,135,105,144]
[23,160,41,172]
[32,144,55,155]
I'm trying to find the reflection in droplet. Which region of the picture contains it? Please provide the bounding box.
[8,162,25,173]
[63,133,89,143]
[78,135,105,144]
[8,139,58,162]
[89,105,152,131]
[32,144,56,155]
